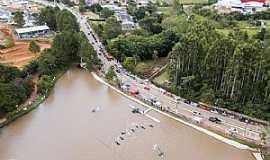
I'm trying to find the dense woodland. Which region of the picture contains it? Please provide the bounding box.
[0,7,98,117]
[94,1,270,121]
[169,21,270,120]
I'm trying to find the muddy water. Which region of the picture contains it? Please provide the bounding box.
[0,68,255,160]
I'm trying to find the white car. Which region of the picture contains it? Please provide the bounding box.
[159,88,166,94]
[153,101,162,108]
[210,109,219,114]
[192,111,201,116]
[228,127,238,135]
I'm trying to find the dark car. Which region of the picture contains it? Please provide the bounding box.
[116,69,120,73]
[208,117,222,124]
[184,99,191,104]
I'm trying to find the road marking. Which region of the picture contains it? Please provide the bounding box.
[144,108,152,114]
[145,114,160,123]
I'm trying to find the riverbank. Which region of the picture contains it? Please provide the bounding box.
[0,69,67,129]
[91,71,264,160]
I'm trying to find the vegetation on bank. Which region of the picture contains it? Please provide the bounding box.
[0,6,98,121]
[91,0,270,121]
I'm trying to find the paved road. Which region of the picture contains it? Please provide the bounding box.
[31,0,264,143]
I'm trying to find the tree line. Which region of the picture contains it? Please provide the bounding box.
[168,20,270,120]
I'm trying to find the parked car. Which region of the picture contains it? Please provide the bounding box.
[228,127,238,135]
[144,86,150,90]
[193,111,201,116]
[153,101,162,108]
[210,109,219,114]
[184,99,191,104]
[165,92,173,97]
[208,117,222,124]
[174,96,181,103]
[115,69,120,73]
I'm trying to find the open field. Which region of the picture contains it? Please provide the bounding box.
[216,28,262,36]
[84,11,101,20]
[134,58,167,78]
[178,0,209,4]
[0,26,51,68]
[153,69,170,85]
[0,41,51,68]
[164,0,209,4]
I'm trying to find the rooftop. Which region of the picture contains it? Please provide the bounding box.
[15,25,49,34]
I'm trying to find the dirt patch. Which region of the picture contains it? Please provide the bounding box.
[0,26,51,68]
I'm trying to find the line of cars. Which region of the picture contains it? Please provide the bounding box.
[82,16,258,138]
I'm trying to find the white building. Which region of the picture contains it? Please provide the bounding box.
[135,0,149,7]
[15,25,50,40]
[0,8,11,22]
[215,0,268,13]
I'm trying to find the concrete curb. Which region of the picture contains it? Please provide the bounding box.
[91,72,263,160]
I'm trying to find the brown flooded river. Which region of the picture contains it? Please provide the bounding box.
[0,68,255,160]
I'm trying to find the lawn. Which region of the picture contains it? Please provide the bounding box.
[178,0,209,4]
[84,11,101,20]
[134,58,167,76]
[158,7,173,16]
[216,28,261,36]
[153,69,170,85]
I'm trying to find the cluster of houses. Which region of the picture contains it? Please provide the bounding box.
[215,0,269,14]
[84,0,150,31]
[0,0,42,26]
[0,0,51,40]
[102,4,136,30]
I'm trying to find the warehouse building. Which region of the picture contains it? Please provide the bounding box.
[15,25,50,40]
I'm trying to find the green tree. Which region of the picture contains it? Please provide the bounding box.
[102,17,122,40]
[52,31,80,65]
[172,0,184,15]
[123,57,136,71]
[37,75,54,95]
[36,7,59,30]
[13,11,25,27]
[56,9,79,32]
[100,7,114,18]
[134,7,146,20]
[78,32,99,70]
[4,36,14,48]
[139,16,162,34]
[0,79,32,114]
[0,64,22,83]
[37,50,56,74]
[88,3,103,13]
[79,0,86,13]
[105,66,116,81]
[29,41,40,53]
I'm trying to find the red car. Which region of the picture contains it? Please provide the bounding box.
[165,92,173,97]
[144,86,150,90]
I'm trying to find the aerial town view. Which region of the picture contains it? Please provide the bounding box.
[0,0,269,159]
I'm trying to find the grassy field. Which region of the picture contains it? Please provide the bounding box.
[134,58,167,75]
[84,11,101,20]
[177,0,209,4]
[153,69,170,85]
[217,28,262,36]
[158,7,173,16]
